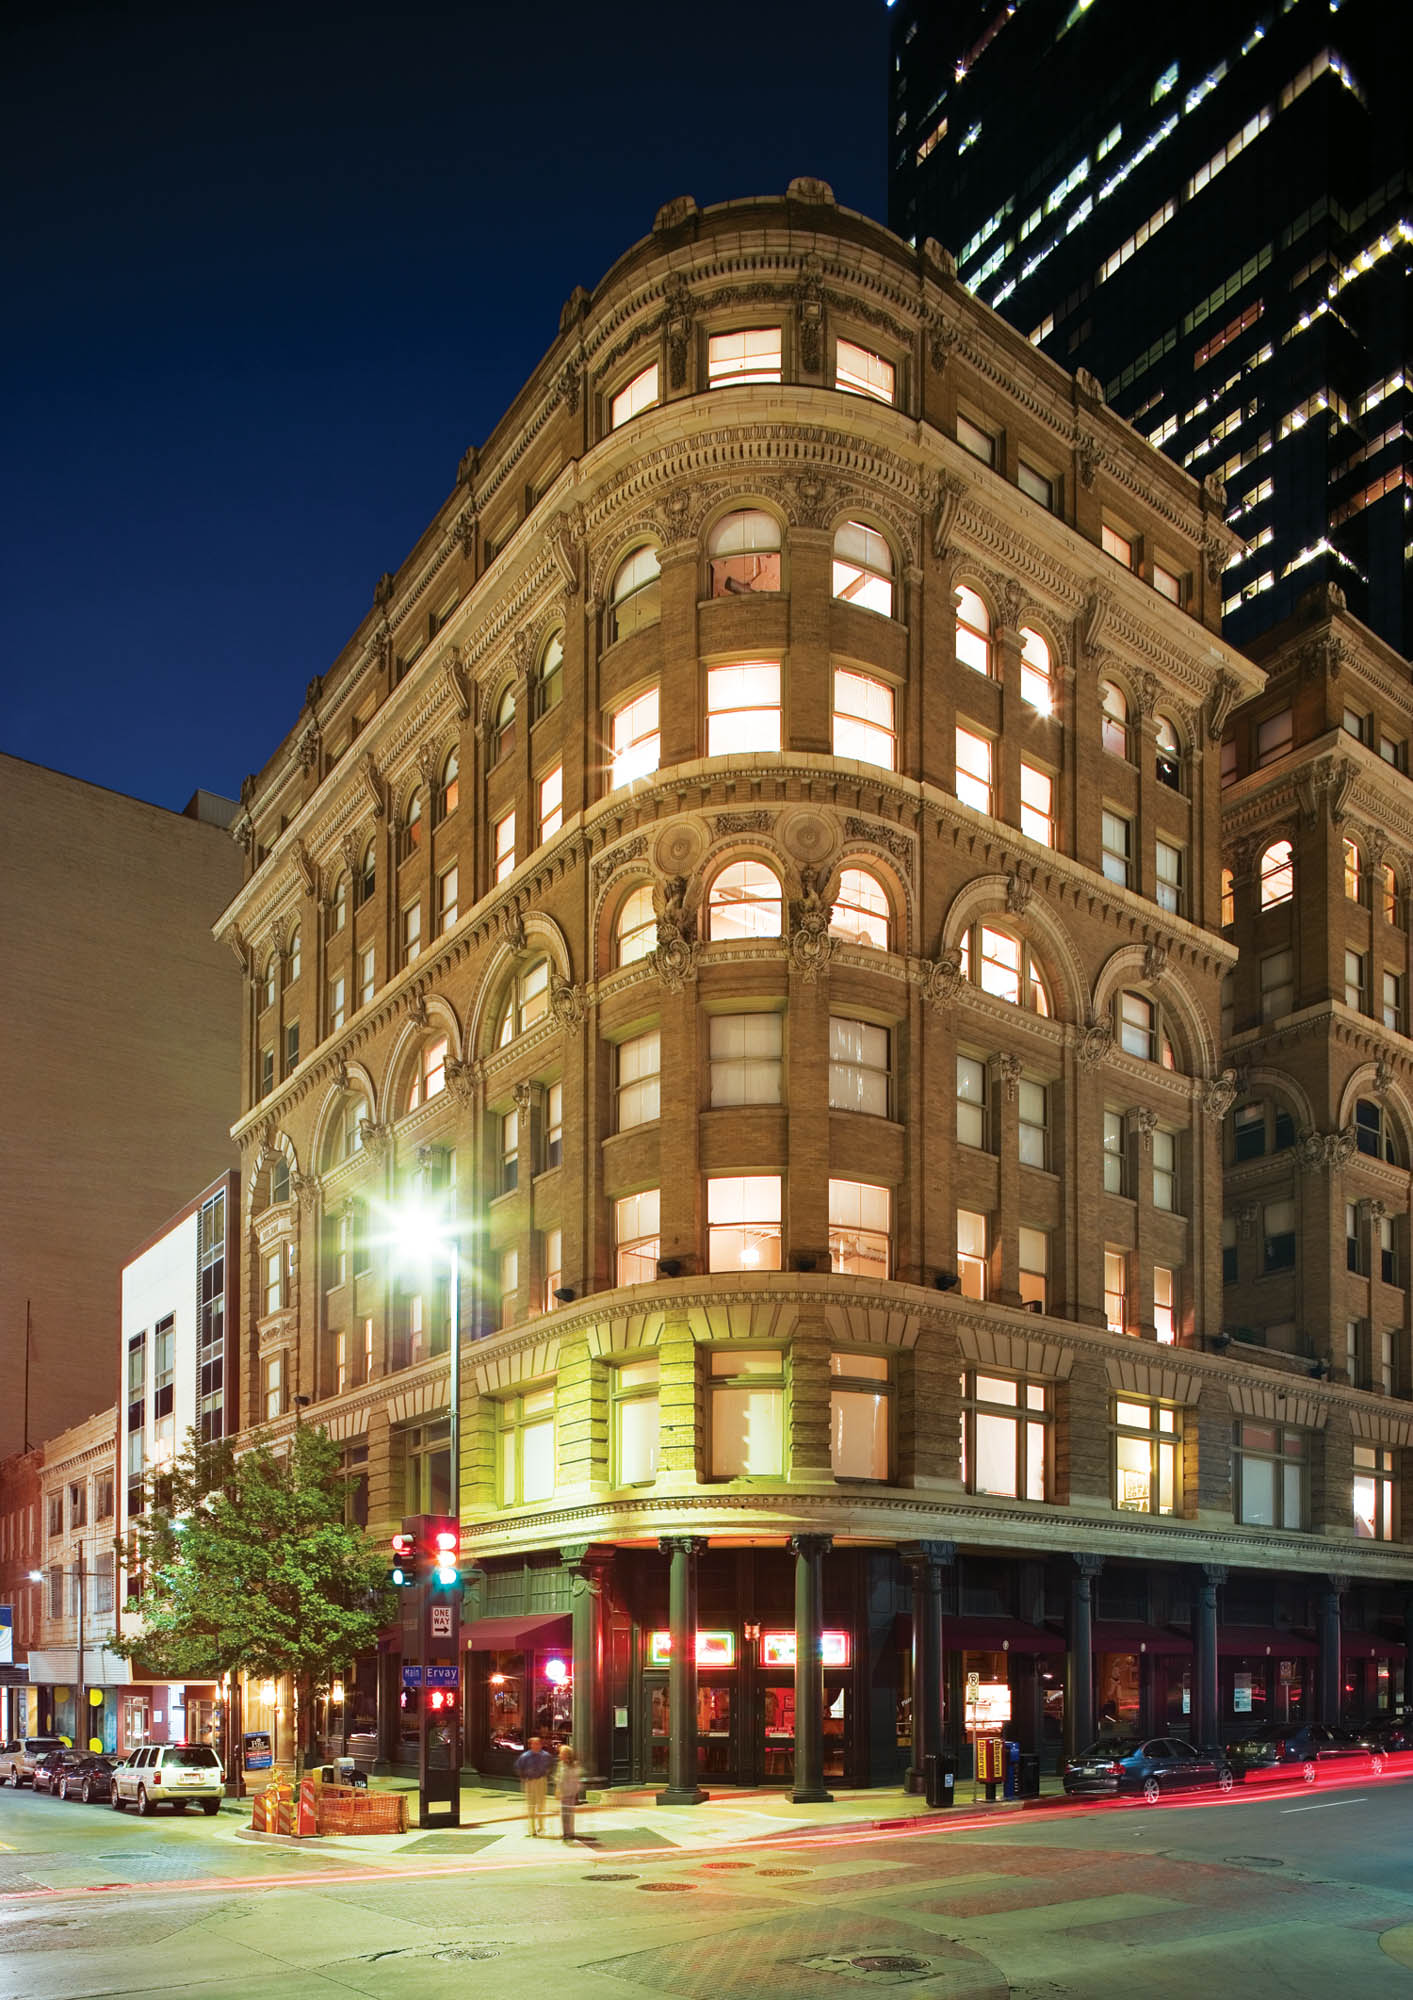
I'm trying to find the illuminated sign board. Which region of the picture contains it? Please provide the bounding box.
[649,1630,736,1667]
[760,1631,851,1668]
[964,1679,1011,1726]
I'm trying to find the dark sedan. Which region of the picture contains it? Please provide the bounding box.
[1063,1736,1235,1804]
[1225,1722,1384,1782]
[57,1753,123,1804]
[31,1750,86,1797]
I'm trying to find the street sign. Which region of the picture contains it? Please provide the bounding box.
[430,1602,453,1638]
[966,1670,981,1693]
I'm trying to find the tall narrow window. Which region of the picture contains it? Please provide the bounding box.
[1114,1398,1179,1514]
[613,1358,661,1483]
[1019,1080,1048,1168]
[1019,628,1053,713]
[1104,1249,1127,1333]
[544,1082,563,1169]
[609,546,662,642]
[494,811,516,883]
[956,1054,987,1148]
[828,1180,891,1278]
[616,1029,661,1130]
[1099,680,1128,758]
[1221,867,1234,927]
[615,884,657,966]
[1353,1445,1395,1540]
[829,1017,890,1116]
[438,863,459,932]
[957,1209,988,1299]
[709,1013,783,1105]
[1345,948,1367,1013]
[614,1189,660,1285]
[1155,715,1182,789]
[1256,710,1292,766]
[328,972,346,1032]
[830,868,891,949]
[955,727,993,814]
[538,765,563,843]
[1103,1110,1126,1193]
[400,900,421,967]
[830,1353,891,1478]
[833,669,896,768]
[706,661,781,754]
[436,747,460,820]
[833,520,894,615]
[1101,810,1132,889]
[955,586,992,676]
[707,510,782,596]
[1260,948,1293,1020]
[1155,840,1184,915]
[609,687,661,786]
[1152,1130,1177,1211]
[535,632,564,717]
[1344,838,1363,903]
[1020,763,1054,846]
[1019,1227,1047,1310]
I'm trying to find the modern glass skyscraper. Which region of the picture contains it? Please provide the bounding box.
[888,0,1410,653]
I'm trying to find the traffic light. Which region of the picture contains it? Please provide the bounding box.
[429,1519,460,1590]
[390,1531,416,1587]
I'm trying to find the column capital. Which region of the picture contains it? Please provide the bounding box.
[1073,1552,1104,1579]
[1199,1562,1228,1589]
[658,1534,708,1558]
[562,1543,615,1590]
[788,1533,833,1560]
[900,1539,958,1570]
[1324,1571,1351,1597]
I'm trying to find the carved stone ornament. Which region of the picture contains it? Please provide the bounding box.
[996,577,1025,633]
[1074,367,1106,406]
[1327,757,1357,827]
[1078,1018,1114,1068]
[844,814,913,867]
[930,472,967,558]
[406,993,431,1030]
[547,517,579,595]
[1082,586,1114,660]
[928,313,960,374]
[651,932,700,994]
[1074,428,1104,491]
[1203,532,1231,586]
[292,840,316,899]
[794,254,825,373]
[296,723,321,775]
[1357,1195,1387,1224]
[662,273,693,390]
[1205,669,1239,743]
[1138,671,1161,720]
[786,175,836,205]
[712,810,772,837]
[501,909,528,956]
[592,834,648,898]
[291,1170,321,1212]
[992,1051,1022,1102]
[654,194,698,232]
[921,947,965,1011]
[358,1118,392,1161]
[373,572,395,610]
[1202,1069,1238,1121]
[512,1078,535,1115]
[788,867,835,983]
[443,1056,481,1107]
[1132,1105,1159,1149]
[1374,1053,1395,1099]
[451,503,477,560]
[1143,942,1169,985]
[359,749,385,819]
[1005,872,1032,916]
[456,445,478,487]
[558,359,583,415]
[223,925,251,973]
[922,237,956,279]
[1297,1126,1357,1173]
[549,970,586,1031]
[793,472,832,530]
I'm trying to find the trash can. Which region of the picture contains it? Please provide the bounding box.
[1003,1739,1020,1799]
[923,1752,956,1808]
[1017,1752,1041,1798]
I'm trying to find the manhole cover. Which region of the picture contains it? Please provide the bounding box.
[798,1950,939,1985]
[759,1866,809,1876]
[584,1873,639,1882]
[702,1861,752,1870]
[639,1880,698,1892]
[1224,1856,1285,1868]
[854,1959,932,1975]
[434,1946,502,1962]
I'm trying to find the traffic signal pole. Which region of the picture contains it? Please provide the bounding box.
[407,1514,461,1828]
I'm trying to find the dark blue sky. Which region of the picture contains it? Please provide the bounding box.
[3,2,888,812]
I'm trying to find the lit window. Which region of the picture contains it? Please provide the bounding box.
[957,1209,988,1299]
[955,585,992,676]
[259,1045,275,1097]
[436,747,460,820]
[1018,461,1054,509]
[1102,523,1134,568]
[833,668,896,768]
[401,900,421,967]
[538,765,563,843]
[835,338,895,403]
[610,1034,657,1134]
[498,1389,555,1506]
[406,1036,448,1112]
[613,1358,661,1484]
[1100,680,1129,758]
[830,1351,891,1479]
[829,1017,890,1116]
[709,1348,784,1476]
[497,956,550,1045]
[1114,1398,1179,1514]
[707,510,782,597]
[828,1180,891,1279]
[963,923,1051,1014]
[1104,1249,1127,1332]
[706,660,781,755]
[543,1227,563,1313]
[1221,867,1234,927]
[1344,838,1363,903]
[707,327,782,386]
[608,686,660,787]
[1019,1080,1048,1169]
[956,1053,987,1149]
[1101,810,1131,889]
[611,362,659,429]
[1382,862,1403,927]
[1236,1420,1307,1529]
[535,632,564,718]
[492,686,517,763]
[961,1372,1049,1501]
[615,884,657,967]
[1260,948,1293,1021]
[832,520,894,616]
[709,1013,783,1106]
[1258,839,1293,907]
[707,1175,782,1272]
[323,1093,367,1167]
[1155,840,1183,916]
[614,1188,660,1285]
[1020,763,1054,846]
[264,1353,284,1421]
[1120,989,1156,1061]
[1152,1129,1177,1211]
[328,972,345,1032]
[438,863,459,933]
[707,860,782,940]
[398,793,422,866]
[955,726,993,814]
[1153,562,1182,604]
[1345,948,1367,1013]
[609,545,662,642]
[1256,709,1292,766]
[264,1246,286,1317]
[1019,1227,1048,1310]
[286,927,302,983]
[1354,1445,1396,1541]
[1155,715,1182,790]
[1019,627,1053,712]
[956,413,995,465]
[1103,1110,1126,1193]
[830,867,891,949]
[493,811,516,884]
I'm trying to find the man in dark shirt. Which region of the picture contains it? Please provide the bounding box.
[514,1735,553,1835]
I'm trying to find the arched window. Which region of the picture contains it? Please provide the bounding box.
[708,509,782,596]
[955,585,991,677]
[492,687,516,764]
[1259,839,1294,908]
[262,955,278,1010]
[406,1035,449,1112]
[610,545,661,643]
[1231,1099,1297,1161]
[270,1155,291,1205]
[1100,680,1129,758]
[322,1094,368,1168]
[357,839,376,908]
[286,927,302,984]
[497,957,550,1047]
[1344,837,1363,904]
[615,885,657,967]
[960,923,1051,1014]
[832,521,894,616]
[1019,627,1053,714]
[707,860,783,941]
[436,748,459,823]
[535,631,564,717]
[1117,989,1176,1068]
[830,868,891,949]
[1356,1098,1401,1163]
[332,874,348,934]
[1155,714,1182,791]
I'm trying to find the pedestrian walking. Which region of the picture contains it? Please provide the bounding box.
[557,1745,582,1842]
[514,1735,553,1836]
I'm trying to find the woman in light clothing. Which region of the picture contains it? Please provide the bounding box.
[557,1745,582,1841]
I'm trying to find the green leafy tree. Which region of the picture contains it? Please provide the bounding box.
[113,1424,393,1783]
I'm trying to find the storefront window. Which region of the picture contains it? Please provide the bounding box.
[487,1652,526,1750]
[1096,1652,1140,1733]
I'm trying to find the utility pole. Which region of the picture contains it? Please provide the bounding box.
[75,1543,86,1751]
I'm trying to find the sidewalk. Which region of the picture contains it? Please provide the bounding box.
[228,1770,1070,1863]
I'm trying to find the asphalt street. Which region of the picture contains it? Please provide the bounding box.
[3,1771,1413,1999]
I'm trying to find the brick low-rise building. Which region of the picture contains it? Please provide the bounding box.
[219,183,1412,1790]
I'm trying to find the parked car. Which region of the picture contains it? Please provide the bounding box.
[1225,1721,1384,1782]
[110,1743,223,1815]
[1063,1736,1235,1804]
[1358,1714,1413,1754]
[32,1750,87,1797]
[58,1754,123,1804]
[0,1736,66,1787]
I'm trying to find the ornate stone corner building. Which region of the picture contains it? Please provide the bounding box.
[219,185,1410,1792]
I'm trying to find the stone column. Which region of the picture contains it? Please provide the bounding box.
[788,1534,833,1803]
[656,1536,707,1804]
[1318,1575,1347,1724]
[564,1544,613,1786]
[901,1540,954,1788]
[1066,1554,1102,1758]
[1193,1563,1224,1746]
[373,1648,400,1774]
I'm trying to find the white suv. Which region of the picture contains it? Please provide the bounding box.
[110,1744,224,1815]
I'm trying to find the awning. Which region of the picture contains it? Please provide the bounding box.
[893,1615,1064,1655]
[463,1614,571,1652]
[1091,1623,1192,1655]
[1341,1632,1408,1660]
[1218,1626,1319,1659]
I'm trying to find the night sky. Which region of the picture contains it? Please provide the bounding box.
[4,2,888,814]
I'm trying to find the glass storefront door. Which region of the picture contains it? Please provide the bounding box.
[762,1680,795,1781]
[698,1680,733,1776]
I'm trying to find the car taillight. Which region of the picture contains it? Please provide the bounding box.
[1277,1740,1289,1757]
[1109,1761,1125,1775]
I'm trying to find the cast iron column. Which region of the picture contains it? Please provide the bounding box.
[789,1534,833,1803]
[565,1543,612,1786]
[656,1535,707,1805]
[1318,1574,1347,1724]
[1066,1554,1102,1759]
[901,1540,953,1788]
[1193,1563,1225,1746]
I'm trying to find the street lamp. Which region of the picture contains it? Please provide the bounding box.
[388,1195,462,1517]
[29,1551,98,1752]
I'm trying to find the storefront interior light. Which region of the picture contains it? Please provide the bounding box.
[543,1657,570,1686]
